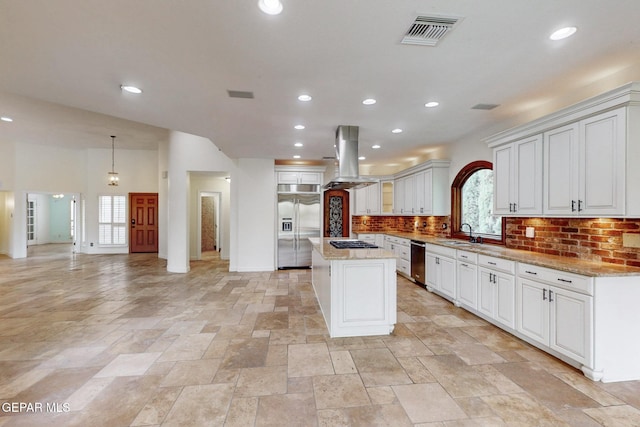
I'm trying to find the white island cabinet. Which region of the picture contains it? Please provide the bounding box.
[310,238,397,338]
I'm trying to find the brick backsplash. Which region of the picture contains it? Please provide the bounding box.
[353,215,640,267]
[352,215,450,238]
[506,217,640,267]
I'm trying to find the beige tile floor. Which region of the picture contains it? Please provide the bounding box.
[1,244,640,426]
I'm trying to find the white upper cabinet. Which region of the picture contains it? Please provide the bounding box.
[544,108,625,216]
[488,82,639,218]
[493,135,543,216]
[277,171,321,185]
[393,160,450,216]
[353,181,381,215]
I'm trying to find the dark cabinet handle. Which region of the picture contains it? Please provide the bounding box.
[578,200,583,212]
[543,289,547,300]
[488,261,497,266]
[549,290,554,302]
[557,278,573,284]
[571,200,576,212]
[525,270,537,275]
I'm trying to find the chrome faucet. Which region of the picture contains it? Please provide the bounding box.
[461,223,481,243]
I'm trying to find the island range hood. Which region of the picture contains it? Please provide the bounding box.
[323,125,377,190]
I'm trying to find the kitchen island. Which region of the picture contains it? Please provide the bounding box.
[309,237,397,338]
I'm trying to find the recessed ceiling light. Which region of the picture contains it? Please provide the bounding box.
[392,128,403,134]
[372,144,381,149]
[298,94,312,102]
[258,0,283,15]
[362,98,376,105]
[294,142,303,147]
[121,85,143,94]
[359,156,366,160]
[549,26,577,41]
[294,124,305,130]
[424,101,439,108]
[293,155,301,159]
[1,116,13,122]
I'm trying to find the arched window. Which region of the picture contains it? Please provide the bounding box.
[451,161,504,244]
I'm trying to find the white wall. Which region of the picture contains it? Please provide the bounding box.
[166,131,236,272]
[230,158,276,272]
[0,141,15,191]
[445,135,493,185]
[82,148,158,254]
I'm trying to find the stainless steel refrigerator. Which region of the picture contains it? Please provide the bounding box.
[277,193,320,268]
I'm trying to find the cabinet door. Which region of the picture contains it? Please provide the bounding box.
[278,171,300,184]
[493,144,513,215]
[426,253,439,290]
[478,268,495,319]
[514,135,543,215]
[354,187,368,215]
[457,261,477,309]
[394,178,405,214]
[579,108,625,216]
[367,182,381,215]
[439,256,456,299]
[422,169,433,215]
[517,278,549,346]
[299,172,320,184]
[403,175,415,214]
[550,286,592,366]
[414,171,425,214]
[544,123,579,215]
[495,272,515,328]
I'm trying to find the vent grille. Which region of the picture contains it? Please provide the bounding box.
[472,103,500,110]
[227,90,254,99]
[401,15,461,46]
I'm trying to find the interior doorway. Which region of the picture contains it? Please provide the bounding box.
[199,191,221,256]
[25,192,79,256]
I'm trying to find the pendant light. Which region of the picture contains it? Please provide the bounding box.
[108,135,119,186]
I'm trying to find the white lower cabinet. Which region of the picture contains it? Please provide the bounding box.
[384,235,410,277]
[517,264,593,367]
[477,255,515,329]
[425,244,456,301]
[456,250,478,310]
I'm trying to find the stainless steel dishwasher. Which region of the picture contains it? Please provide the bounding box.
[410,240,426,285]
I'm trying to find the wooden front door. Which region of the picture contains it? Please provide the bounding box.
[129,193,158,253]
[323,189,350,237]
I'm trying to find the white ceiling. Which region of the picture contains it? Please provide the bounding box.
[1,0,640,173]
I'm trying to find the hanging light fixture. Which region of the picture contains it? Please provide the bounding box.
[108,135,119,186]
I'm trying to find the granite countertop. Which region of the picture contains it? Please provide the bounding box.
[362,232,640,278]
[309,237,396,261]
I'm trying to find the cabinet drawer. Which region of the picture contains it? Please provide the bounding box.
[518,263,593,295]
[357,234,376,243]
[478,254,515,274]
[398,259,411,275]
[398,245,410,261]
[457,250,477,264]
[424,243,456,259]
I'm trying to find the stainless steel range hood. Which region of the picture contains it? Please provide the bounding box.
[323,125,377,190]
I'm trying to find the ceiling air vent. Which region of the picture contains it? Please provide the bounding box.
[227,90,254,99]
[401,14,462,46]
[471,103,500,110]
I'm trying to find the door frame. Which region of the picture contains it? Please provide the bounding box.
[196,191,221,261]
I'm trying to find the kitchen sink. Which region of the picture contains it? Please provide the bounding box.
[440,240,473,246]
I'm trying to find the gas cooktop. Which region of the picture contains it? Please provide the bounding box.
[329,240,379,249]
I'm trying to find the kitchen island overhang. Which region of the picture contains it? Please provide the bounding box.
[309,238,397,338]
